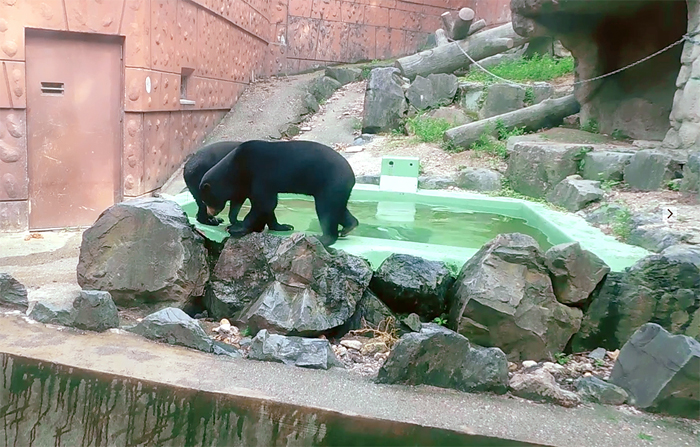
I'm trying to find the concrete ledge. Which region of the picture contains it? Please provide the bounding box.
[0,314,695,446]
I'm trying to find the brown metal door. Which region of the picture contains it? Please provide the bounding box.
[26,30,122,230]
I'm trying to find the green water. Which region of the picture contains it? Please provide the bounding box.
[220,198,553,250]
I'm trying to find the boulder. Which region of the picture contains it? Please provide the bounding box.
[370,254,454,320]
[418,176,456,190]
[405,76,435,110]
[584,203,626,225]
[310,76,342,102]
[627,225,690,253]
[623,150,683,191]
[325,67,361,86]
[362,67,408,134]
[212,341,243,358]
[571,245,700,352]
[575,376,628,405]
[302,93,320,113]
[457,82,485,115]
[236,233,373,336]
[546,175,604,212]
[77,197,209,307]
[530,82,554,105]
[545,242,610,306]
[0,273,28,309]
[337,289,397,334]
[581,151,633,182]
[505,140,592,198]
[610,323,700,418]
[681,151,700,193]
[128,307,213,353]
[206,233,284,320]
[377,323,508,394]
[448,233,583,362]
[28,300,75,327]
[427,107,472,126]
[455,168,503,191]
[509,368,581,407]
[71,290,119,332]
[402,313,422,332]
[248,329,342,370]
[479,83,526,119]
[427,73,459,107]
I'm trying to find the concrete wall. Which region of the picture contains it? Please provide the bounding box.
[266,0,512,75]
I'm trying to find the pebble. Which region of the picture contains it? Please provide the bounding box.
[522,360,537,368]
[588,347,607,360]
[300,126,312,131]
[340,339,363,351]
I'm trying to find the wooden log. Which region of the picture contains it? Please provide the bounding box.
[441,11,455,36]
[451,8,475,40]
[443,95,580,149]
[435,28,450,47]
[395,22,530,80]
[468,19,486,35]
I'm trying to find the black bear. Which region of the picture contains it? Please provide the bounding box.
[199,139,359,247]
[183,140,242,226]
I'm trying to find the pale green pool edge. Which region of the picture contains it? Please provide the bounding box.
[163,184,650,272]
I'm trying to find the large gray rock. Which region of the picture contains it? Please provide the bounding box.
[581,151,633,182]
[362,67,408,133]
[418,176,456,190]
[610,323,700,418]
[235,233,373,336]
[455,168,503,191]
[623,150,683,191]
[310,76,342,102]
[248,329,342,370]
[575,376,628,405]
[681,151,700,193]
[458,82,485,115]
[509,368,581,407]
[377,323,508,394]
[427,107,472,126]
[370,254,454,320]
[28,300,75,327]
[77,197,209,307]
[325,67,361,86]
[505,140,592,198]
[448,233,583,362]
[405,76,435,111]
[546,175,604,212]
[584,203,627,225]
[0,273,28,309]
[531,82,554,105]
[627,225,691,253]
[71,290,119,332]
[206,233,284,320]
[337,289,397,335]
[428,73,459,107]
[545,242,610,306]
[128,307,213,353]
[571,245,700,352]
[480,83,526,119]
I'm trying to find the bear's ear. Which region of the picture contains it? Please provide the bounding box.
[200,182,211,195]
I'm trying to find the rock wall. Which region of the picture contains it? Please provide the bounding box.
[511,0,688,142]
[266,0,513,75]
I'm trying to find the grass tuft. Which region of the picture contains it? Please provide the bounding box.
[461,54,574,84]
[406,114,453,143]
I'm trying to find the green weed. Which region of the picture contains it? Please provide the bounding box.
[611,207,633,242]
[638,433,653,442]
[524,87,535,106]
[554,352,571,365]
[594,359,605,368]
[432,314,449,326]
[461,54,575,84]
[351,117,362,131]
[600,179,621,192]
[580,119,600,134]
[241,327,251,337]
[667,180,681,191]
[468,119,525,159]
[406,115,452,143]
[611,128,630,141]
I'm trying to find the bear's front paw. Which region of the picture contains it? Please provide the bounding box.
[269,223,294,232]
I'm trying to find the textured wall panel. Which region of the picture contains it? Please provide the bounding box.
[161,72,180,110]
[64,0,123,34]
[287,17,319,59]
[142,112,171,192]
[151,0,178,73]
[0,1,25,60]
[121,0,152,69]
[24,0,68,30]
[342,2,364,24]
[0,110,27,201]
[0,201,28,232]
[405,30,428,53]
[390,28,406,55]
[344,24,375,62]
[123,112,144,197]
[177,0,198,69]
[289,0,312,18]
[168,112,185,176]
[364,5,389,27]
[389,9,422,32]
[311,0,342,21]
[316,20,347,62]
[3,61,26,109]
[271,0,287,25]
[124,68,162,112]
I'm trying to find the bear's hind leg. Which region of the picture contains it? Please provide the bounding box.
[339,208,359,237]
[314,196,342,247]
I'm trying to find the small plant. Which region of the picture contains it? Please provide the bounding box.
[554,352,571,365]
[432,314,449,326]
[611,207,633,242]
[361,67,372,79]
[594,359,605,368]
[240,327,251,337]
[638,433,654,442]
[405,114,452,143]
[351,117,362,131]
[469,120,525,159]
[600,179,621,191]
[611,128,630,141]
[524,87,535,107]
[461,54,575,84]
[580,119,599,134]
[667,180,681,191]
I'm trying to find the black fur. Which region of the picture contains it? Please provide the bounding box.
[199,139,359,247]
[183,140,242,226]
